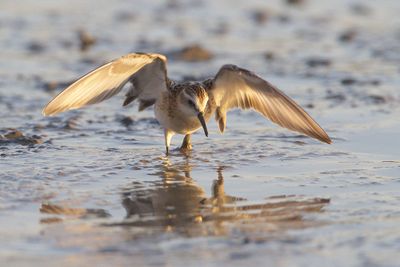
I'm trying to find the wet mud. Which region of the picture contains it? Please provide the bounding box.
[1,0,400,266]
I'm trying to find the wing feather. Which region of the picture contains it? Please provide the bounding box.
[211,64,331,144]
[42,53,167,116]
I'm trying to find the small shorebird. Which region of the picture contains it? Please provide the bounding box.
[43,53,331,154]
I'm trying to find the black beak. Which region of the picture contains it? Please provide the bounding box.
[197,112,208,137]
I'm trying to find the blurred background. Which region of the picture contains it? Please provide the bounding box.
[2,0,400,145]
[2,0,400,83]
[1,1,400,267]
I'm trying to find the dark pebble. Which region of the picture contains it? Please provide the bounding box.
[341,78,381,87]
[43,81,60,92]
[325,93,346,102]
[306,58,331,68]
[277,14,291,23]
[119,116,134,128]
[42,80,73,92]
[4,130,23,139]
[339,29,357,42]
[350,3,372,16]
[370,80,381,86]
[136,117,159,125]
[78,30,96,51]
[33,124,45,131]
[114,11,136,22]
[341,78,357,85]
[0,129,43,146]
[286,0,305,5]
[27,41,46,53]
[368,95,387,104]
[305,103,314,109]
[169,44,214,62]
[251,10,270,25]
[166,0,180,9]
[212,22,229,35]
[230,252,251,260]
[64,119,79,130]
[264,51,275,60]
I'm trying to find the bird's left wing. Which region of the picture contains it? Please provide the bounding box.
[210,64,331,144]
[42,53,167,116]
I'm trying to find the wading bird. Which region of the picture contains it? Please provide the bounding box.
[43,53,331,154]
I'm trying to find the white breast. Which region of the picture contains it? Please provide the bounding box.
[154,94,202,135]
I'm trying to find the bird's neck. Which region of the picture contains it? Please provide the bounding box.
[201,78,214,90]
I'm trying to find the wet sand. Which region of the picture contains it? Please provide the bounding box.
[1,0,400,266]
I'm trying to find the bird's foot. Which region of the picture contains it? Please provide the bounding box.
[179,146,192,156]
[165,146,192,156]
[180,142,192,150]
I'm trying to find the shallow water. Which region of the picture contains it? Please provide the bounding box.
[1,0,400,266]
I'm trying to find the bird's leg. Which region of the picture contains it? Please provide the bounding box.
[213,167,225,199]
[164,129,174,156]
[206,167,225,208]
[180,134,192,152]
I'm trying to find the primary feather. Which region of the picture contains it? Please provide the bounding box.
[211,64,331,144]
[42,53,167,116]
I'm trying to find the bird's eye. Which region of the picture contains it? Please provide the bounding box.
[187,100,195,107]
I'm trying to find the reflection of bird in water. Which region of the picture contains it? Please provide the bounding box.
[42,53,331,155]
[122,160,206,226]
[119,159,330,237]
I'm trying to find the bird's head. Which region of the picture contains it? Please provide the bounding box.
[179,84,209,136]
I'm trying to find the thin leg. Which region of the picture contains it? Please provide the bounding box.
[164,129,174,156]
[213,166,225,198]
[180,134,192,151]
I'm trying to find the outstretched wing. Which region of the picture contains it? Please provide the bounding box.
[210,64,331,144]
[42,53,168,116]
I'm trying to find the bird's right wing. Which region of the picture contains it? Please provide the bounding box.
[42,53,168,116]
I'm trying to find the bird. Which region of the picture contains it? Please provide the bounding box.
[42,52,331,155]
